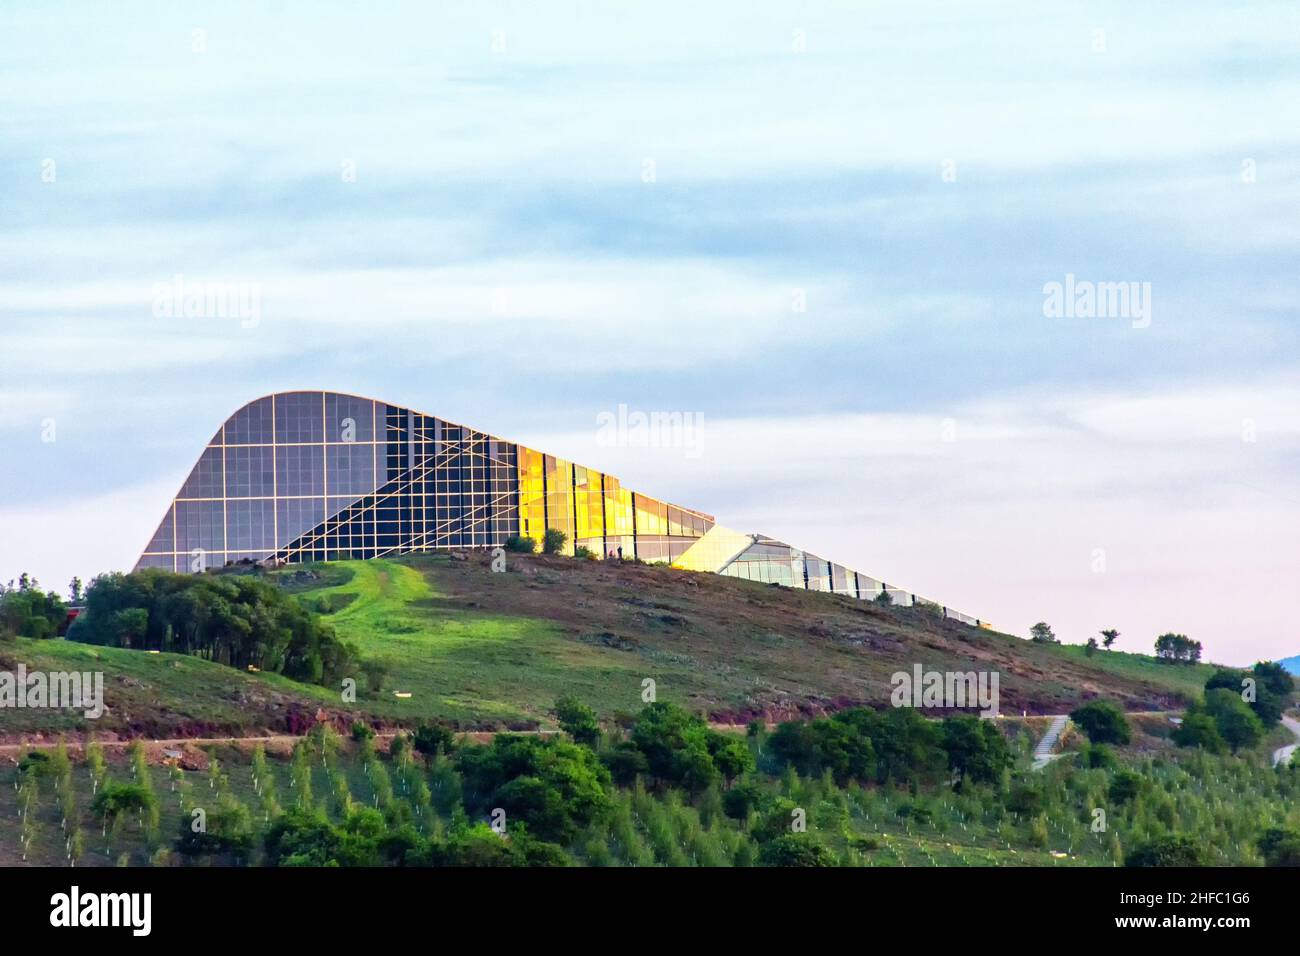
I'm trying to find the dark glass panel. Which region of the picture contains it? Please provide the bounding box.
[275,392,325,444]
[276,444,326,497]
[145,510,175,554]
[178,447,224,499]
[224,397,275,444]
[326,443,377,497]
[226,499,277,552]
[174,500,225,553]
[277,497,326,545]
[225,445,275,498]
[324,394,376,444]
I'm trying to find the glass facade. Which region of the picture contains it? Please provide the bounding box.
[136,390,985,627]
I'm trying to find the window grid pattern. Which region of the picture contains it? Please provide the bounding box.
[135,391,985,625]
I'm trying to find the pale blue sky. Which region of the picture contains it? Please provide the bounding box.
[1,1,1297,663]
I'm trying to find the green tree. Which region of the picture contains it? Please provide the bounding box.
[706,733,756,785]
[70,569,360,686]
[871,707,947,787]
[1204,688,1264,753]
[1258,828,1300,867]
[1125,835,1205,867]
[1171,712,1226,754]
[600,742,649,786]
[0,575,68,639]
[456,735,611,843]
[1029,621,1057,644]
[627,702,719,791]
[1077,742,1116,769]
[1069,700,1131,745]
[91,783,157,832]
[554,696,600,746]
[942,715,1011,788]
[1204,667,1284,725]
[1253,660,1294,697]
[413,722,455,758]
[1100,628,1119,650]
[177,793,255,860]
[1154,632,1202,665]
[360,658,390,695]
[1108,770,1142,804]
[757,834,837,867]
[722,780,765,821]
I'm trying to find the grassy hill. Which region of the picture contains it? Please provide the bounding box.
[1,552,1218,739]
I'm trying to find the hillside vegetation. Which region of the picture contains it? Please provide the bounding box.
[2,552,1217,739]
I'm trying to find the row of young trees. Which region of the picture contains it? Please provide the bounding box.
[1028,621,1206,664]
[12,693,1300,868]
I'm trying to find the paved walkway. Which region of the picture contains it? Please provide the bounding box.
[1272,715,1300,768]
[1032,715,1070,770]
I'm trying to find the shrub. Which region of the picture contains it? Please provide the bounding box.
[769,716,874,784]
[600,741,648,786]
[1207,665,1288,726]
[1203,688,1263,753]
[627,702,720,792]
[177,793,254,859]
[722,781,765,821]
[504,536,537,554]
[1107,770,1142,804]
[1258,828,1300,867]
[1006,783,1044,816]
[1125,834,1205,867]
[1029,622,1057,644]
[1077,743,1117,769]
[1171,712,1226,753]
[895,801,933,824]
[757,834,837,867]
[92,782,157,824]
[555,696,600,746]
[0,575,67,640]
[942,715,1011,787]
[360,658,390,695]
[413,722,455,758]
[1069,700,1131,745]
[18,751,53,777]
[574,546,596,560]
[456,735,611,843]
[707,733,756,783]
[542,529,568,555]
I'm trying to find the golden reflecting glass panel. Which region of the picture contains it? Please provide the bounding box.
[671,525,756,573]
[516,445,547,542]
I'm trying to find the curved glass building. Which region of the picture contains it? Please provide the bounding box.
[136,391,986,627]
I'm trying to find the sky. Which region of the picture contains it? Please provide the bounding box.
[1,1,1297,665]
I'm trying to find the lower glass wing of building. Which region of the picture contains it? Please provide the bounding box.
[136,391,987,628]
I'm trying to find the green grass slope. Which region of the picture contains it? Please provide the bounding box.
[1,552,1218,739]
